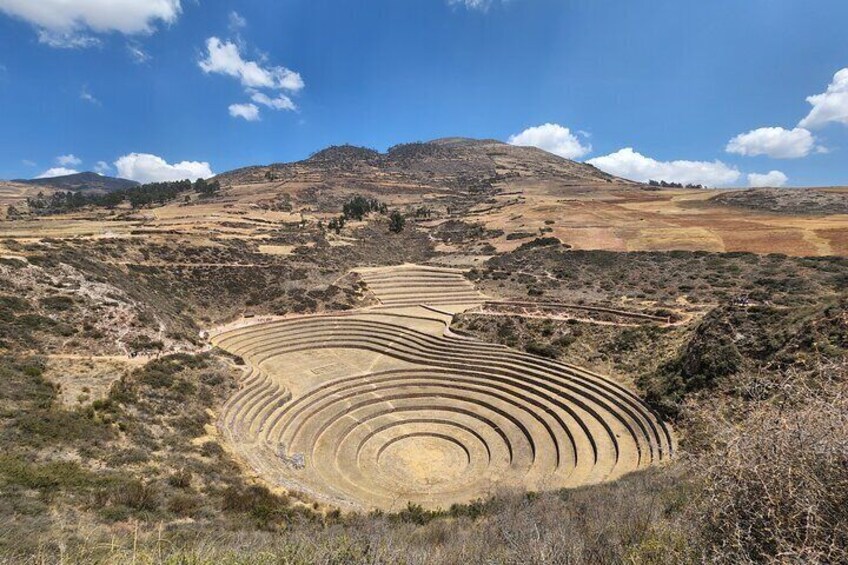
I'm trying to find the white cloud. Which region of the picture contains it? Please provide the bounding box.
[799,68,848,129]
[114,153,214,183]
[228,11,247,32]
[94,161,111,175]
[80,85,100,105]
[37,29,100,49]
[250,91,295,111]
[56,154,82,167]
[726,127,818,159]
[507,123,592,160]
[748,170,788,188]
[199,36,304,120]
[37,167,79,179]
[588,148,742,187]
[199,37,304,92]
[0,0,181,48]
[127,41,150,63]
[22,159,37,168]
[228,103,260,121]
[448,0,494,11]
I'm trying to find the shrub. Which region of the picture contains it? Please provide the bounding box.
[200,441,225,458]
[168,468,193,489]
[526,341,560,359]
[688,362,848,563]
[222,484,294,529]
[516,236,563,251]
[0,456,101,491]
[39,295,76,311]
[109,479,160,512]
[388,210,406,233]
[167,493,200,517]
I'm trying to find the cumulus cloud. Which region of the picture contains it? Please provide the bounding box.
[799,68,848,129]
[587,148,741,187]
[508,123,592,160]
[37,167,79,179]
[56,154,82,167]
[0,0,181,48]
[94,160,111,175]
[114,153,214,183]
[199,36,304,120]
[250,91,296,111]
[726,127,818,159]
[199,37,303,92]
[228,103,260,121]
[748,170,788,188]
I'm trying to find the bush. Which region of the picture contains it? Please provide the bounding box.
[168,468,193,488]
[107,479,160,512]
[167,493,200,517]
[222,484,294,529]
[39,295,76,311]
[0,456,101,491]
[388,210,406,233]
[516,237,563,252]
[525,341,560,359]
[688,362,848,563]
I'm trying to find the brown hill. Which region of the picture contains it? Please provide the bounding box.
[13,172,139,193]
[1,138,846,256]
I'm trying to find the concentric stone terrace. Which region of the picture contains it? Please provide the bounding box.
[212,265,672,511]
[356,264,487,308]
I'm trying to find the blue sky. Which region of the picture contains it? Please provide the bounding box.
[1,0,847,187]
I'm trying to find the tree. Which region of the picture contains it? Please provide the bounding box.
[388,211,405,233]
[328,215,346,234]
[195,178,220,197]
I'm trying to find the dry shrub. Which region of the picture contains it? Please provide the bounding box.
[687,360,848,563]
[109,479,159,512]
[167,467,193,489]
[167,492,200,517]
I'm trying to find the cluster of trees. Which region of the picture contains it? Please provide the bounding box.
[322,195,406,234]
[413,206,433,219]
[648,180,706,189]
[327,215,346,234]
[342,195,387,221]
[25,178,220,215]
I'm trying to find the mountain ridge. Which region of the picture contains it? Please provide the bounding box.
[214,137,632,187]
[12,171,140,193]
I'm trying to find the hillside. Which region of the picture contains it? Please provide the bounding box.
[711,186,848,215]
[0,136,845,563]
[13,171,140,193]
[1,138,847,255]
[217,138,626,187]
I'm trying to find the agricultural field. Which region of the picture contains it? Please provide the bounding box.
[211,265,672,510]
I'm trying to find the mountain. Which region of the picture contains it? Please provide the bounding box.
[207,137,845,257]
[13,171,140,193]
[216,137,630,188]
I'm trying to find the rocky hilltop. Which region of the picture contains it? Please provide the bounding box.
[217,137,628,190]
